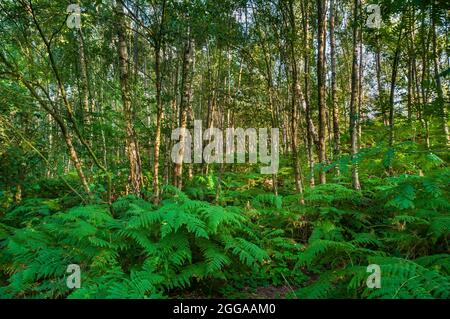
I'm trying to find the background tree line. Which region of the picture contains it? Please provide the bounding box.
[1,0,448,203]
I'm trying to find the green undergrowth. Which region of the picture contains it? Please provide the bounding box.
[0,166,449,299]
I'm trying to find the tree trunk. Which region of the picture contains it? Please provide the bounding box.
[317,0,327,184]
[282,0,305,203]
[173,33,194,189]
[350,0,361,190]
[375,36,387,126]
[329,0,340,175]
[301,1,316,187]
[389,37,402,148]
[153,45,163,203]
[357,14,363,143]
[432,6,449,145]
[77,28,90,135]
[152,0,167,204]
[116,2,143,195]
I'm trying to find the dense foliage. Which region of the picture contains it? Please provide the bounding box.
[1,148,449,298]
[0,0,449,299]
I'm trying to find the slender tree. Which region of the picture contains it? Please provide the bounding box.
[115,1,143,195]
[349,0,361,190]
[329,0,340,175]
[317,0,327,184]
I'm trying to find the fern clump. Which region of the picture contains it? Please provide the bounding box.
[0,187,268,298]
[292,168,450,299]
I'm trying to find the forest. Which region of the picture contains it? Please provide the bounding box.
[0,0,449,299]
